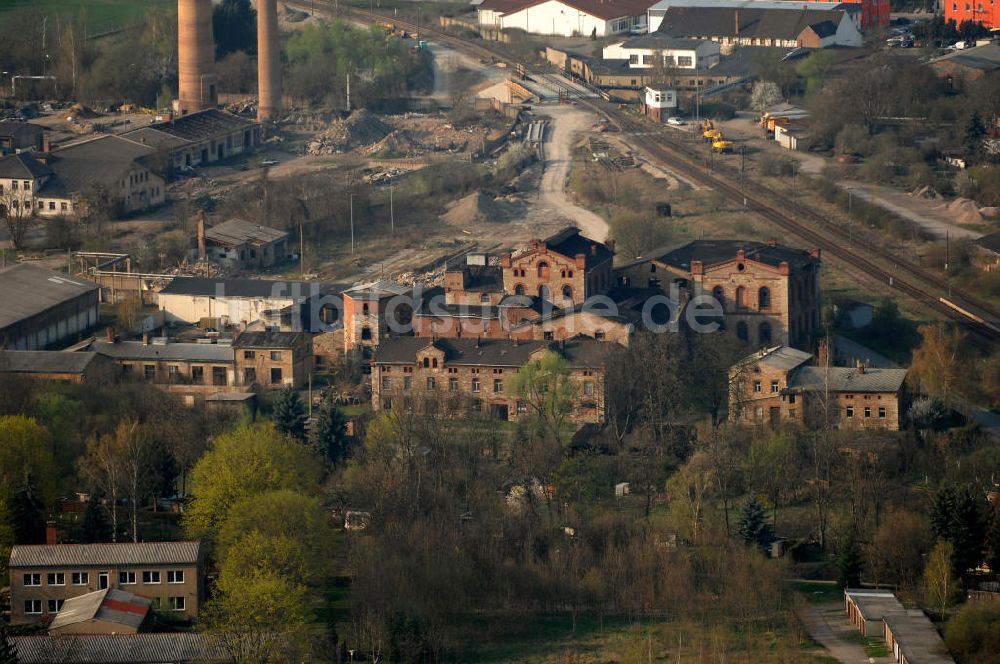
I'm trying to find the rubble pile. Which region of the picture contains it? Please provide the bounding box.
[307,110,392,155]
[442,191,514,226]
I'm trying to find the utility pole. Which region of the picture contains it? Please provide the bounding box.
[300,220,305,278]
[740,145,746,190]
[346,72,351,112]
[389,185,394,233]
[350,194,355,255]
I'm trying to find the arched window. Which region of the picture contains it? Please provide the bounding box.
[758,287,770,310]
[432,358,438,368]
[561,285,573,300]
[537,261,550,278]
[736,321,748,342]
[480,293,490,302]
[538,285,550,300]
[712,286,725,307]
[422,357,430,368]
[514,284,526,296]
[759,322,772,345]
[736,286,747,309]
[560,270,566,278]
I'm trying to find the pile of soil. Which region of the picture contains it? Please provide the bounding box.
[307,110,393,155]
[939,197,984,226]
[910,185,939,199]
[442,191,513,226]
[66,103,99,120]
[365,130,425,157]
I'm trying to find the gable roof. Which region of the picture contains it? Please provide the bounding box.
[736,345,813,371]
[41,135,158,196]
[9,541,201,568]
[86,339,234,363]
[975,230,1000,254]
[618,34,709,50]
[518,226,614,270]
[479,0,652,20]
[10,634,222,664]
[0,350,103,374]
[625,239,819,272]
[0,152,53,179]
[49,588,151,632]
[788,366,908,393]
[144,108,256,142]
[0,119,43,141]
[232,330,308,349]
[374,334,617,368]
[656,5,847,41]
[203,218,288,247]
[930,43,1000,72]
[0,264,98,334]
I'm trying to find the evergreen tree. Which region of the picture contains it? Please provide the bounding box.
[81,495,112,544]
[213,0,257,58]
[931,484,985,577]
[837,531,864,588]
[736,497,772,548]
[0,617,20,664]
[8,481,45,545]
[272,388,307,441]
[986,507,1000,576]
[309,396,349,465]
[964,111,986,165]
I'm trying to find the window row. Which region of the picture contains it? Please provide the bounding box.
[23,569,184,587]
[711,285,772,310]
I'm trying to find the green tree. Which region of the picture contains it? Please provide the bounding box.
[183,424,319,541]
[8,482,46,545]
[964,111,986,166]
[81,495,112,544]
[508,350,579,443]
[272,388,307,441]
[837,531,864,588]
[0,415,55,504]
[931,484,985,576]
[924,540,960,618]
[911,324,975,406]
[736,497,772,549]
[944,603,1000,664]
[213,0,257,58]
[0,497,13,584]
[796,50,837,98]
[309,396,349,465]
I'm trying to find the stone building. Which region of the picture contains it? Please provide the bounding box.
[232,330,313,388]
[730,346,909,430]
[122,109,260,171]
[371,335,613,424]
[616,239,822,348]
[9,541,203,623]
[501,227,615,307]
[0,264,100,350]
[0,120,44,156]
[194,217,288,269]
[0,350,114,384]
[342,280,412,357]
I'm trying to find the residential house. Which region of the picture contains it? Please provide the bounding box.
[232,330,313,388]
[10,633,223,664]
[0,120,44,156]
[156,277,341,332]
[653,5,863,49]
[8,541,203,623]
[0,264,100,350]
[477,0,651,37]
[0,350,114,384]
[729,346,909,430]
[194,217,289,269]
[845,590,955,664]
[47,588,152,636]
[371,335,613,424]
[616,239,822,348]
[602,34,721,70]
[0,136,165,219]
[122,108,261,171]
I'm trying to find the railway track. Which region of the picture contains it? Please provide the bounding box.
[325,3,1000,345]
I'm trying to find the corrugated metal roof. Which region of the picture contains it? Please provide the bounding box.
[232,330,308,349]
[0,264,98,333]
[0,350,101,374]
[204,218,288,247]
[87,340,233,363]
[10,633,221,663]
[737,345,813,371]
[9,541,201,568]
[788,366,908,393]
[49,588,151,632]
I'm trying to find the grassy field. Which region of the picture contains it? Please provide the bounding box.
[0,0,174,32]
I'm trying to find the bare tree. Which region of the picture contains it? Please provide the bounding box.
[0,187,35,249]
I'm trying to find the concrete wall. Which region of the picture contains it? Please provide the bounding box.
[0,289,99,350]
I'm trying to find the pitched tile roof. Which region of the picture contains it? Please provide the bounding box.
[374,335,616,368]
[232,330,309,349]
[0,350,103,374]
[86,340,234,363]
[41,135,158,196]
[0,152,53,179]
[0,264,99,333]
[10,634,222,664]
[49,588,151,632]
[656,5,847,41]
[736,345,813,371]
[788,366,908,393]
[523,226,614,271]
[9,541,201,568]
[623,239,819,272]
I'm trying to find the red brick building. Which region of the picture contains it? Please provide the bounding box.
[501,227,615,307]
[945,0,1000,30]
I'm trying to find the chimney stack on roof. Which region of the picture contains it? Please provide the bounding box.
[105,326,115,343]
[46,521,58,546]
[735,9,740,34]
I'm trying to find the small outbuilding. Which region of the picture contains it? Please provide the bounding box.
[48,588,152,636]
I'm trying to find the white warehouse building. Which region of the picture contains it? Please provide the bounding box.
[476,0,653,37]
[603,34,721,69]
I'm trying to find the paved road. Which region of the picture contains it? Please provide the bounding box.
[797,602,886,664]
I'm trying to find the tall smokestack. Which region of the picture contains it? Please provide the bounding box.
[257,0,282,121]
[178,0,218,115]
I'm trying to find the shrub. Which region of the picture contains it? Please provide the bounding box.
[944,603,1000,664]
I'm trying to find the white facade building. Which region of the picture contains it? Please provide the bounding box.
[647,0,862,33]
[603,35,720,69]
[477,0,651,37]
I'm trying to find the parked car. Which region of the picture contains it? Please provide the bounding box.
[261,159,279,166]
[667,116,686,126]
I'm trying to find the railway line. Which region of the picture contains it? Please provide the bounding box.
[325,2,1000,345]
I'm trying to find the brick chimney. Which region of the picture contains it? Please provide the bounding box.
[691,260,703,275]
[734,9,740,35]
[810,248,822,259]
[46,521,58,546]
[500,253,511,269]
[142,332,150,346]
[575,254,586,269]
[105,326,115,343]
